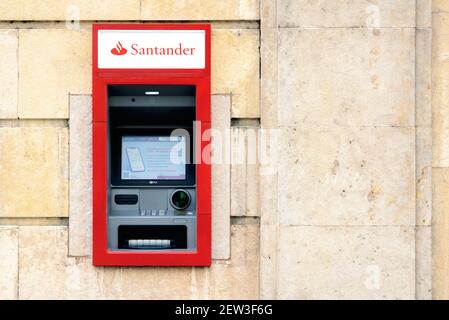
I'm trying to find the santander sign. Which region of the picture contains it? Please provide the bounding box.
[99,29,205,69]
[111,41,127,55]
[111,41,196,56]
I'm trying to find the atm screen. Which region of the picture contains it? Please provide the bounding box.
[121,136,186,180]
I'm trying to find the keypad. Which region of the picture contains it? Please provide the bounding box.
[140,209,167,216]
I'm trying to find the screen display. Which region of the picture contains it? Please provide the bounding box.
[121,136,186,180]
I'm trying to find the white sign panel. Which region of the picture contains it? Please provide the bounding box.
[98,30,206,69]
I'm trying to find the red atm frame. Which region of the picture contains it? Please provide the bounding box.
[92,23,211,266]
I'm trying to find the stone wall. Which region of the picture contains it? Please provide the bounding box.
[0,0,438,300]
[0,1,260,299]
[260,0,432,299]
[432,0,449,300]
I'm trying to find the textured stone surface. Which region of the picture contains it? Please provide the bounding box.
[0,0,140,20]
[416,127,431,226]
[18,224,258,299]
[432,168,449,299]
[258,124,279,299]
[278,28,415,127]
[277,226,415,299]
[202,222,259,299]
[259,223,277,299]
[0,127,68,217]
[212,29,260,118]
[18,29,91,119]
[277,0,416,28]
[0,227,18,299]
[231,126,259,216]
[416,226,432,299]
[278,126,415,226]
[416,29,432,127]
[432,13,449,167]
[260,27,278,128]
[0,0,434,301]
[0,30,18,119]
[433,1,449,12]
[211,95,231,259]
[259,1,279,299]
[69,95,92,257]
[141,0,259,20]
[432,5,449,301]
[417,0,432,28]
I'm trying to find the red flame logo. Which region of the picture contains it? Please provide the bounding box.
[111,41,127,55]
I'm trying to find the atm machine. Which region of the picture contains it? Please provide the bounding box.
[92,24,211,266]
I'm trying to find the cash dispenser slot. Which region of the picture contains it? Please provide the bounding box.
[118,225,187,249]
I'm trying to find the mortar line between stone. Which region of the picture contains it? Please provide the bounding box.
[0,119,69,127]
[274,0,280,301]
[16,226,19,300]
[139,0,142,20]
[0,217,69,226]
[67,94,71,259]
[279,224,421,228]
[0,20,260,29]
[15,28,19,119]
[414,0,418,298]
[278,26,417,30]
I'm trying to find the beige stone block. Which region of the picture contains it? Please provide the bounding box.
[141,0,259,20]
[0,127,68,217]
[18,29,91,119]
[0,227,18,299]
[194,222,259,299]
[259,152,279,299]
[433,0,449,12]
[416,29,432,127]
[212,29,260,118]
[260,0,277,29]
[69,95,92,257]
[278,126,415,226]
[231,126,259,216]
[432,168,449,299]
[19,226,102,299]
[259,144,278,227]
[278,28,415,127]
[0,0,140,20]
[278,0,415,28]
[211,95,231,260]
[432,13,449,167]
[416,226,432,299]
[277,226,415,299]
[0,119,67,128]
[417,0,432,28]
[0,30,18,119]
[18,224,258,299]
[259,223,278,299]
[432,13,449,50]
[260,27,278,128]
[416,127,431,226]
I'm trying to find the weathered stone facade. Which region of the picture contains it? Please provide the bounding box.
[0,0,446,299]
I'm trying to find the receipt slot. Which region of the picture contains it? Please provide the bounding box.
[92,24,211,266]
